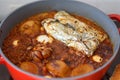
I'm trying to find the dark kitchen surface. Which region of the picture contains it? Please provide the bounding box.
[0,21,120,80]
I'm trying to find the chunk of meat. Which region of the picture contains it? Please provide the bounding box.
[46,60,71,77]
[41,48,52,59]
[30,51,43,62]
[19,20,40,37]
[54,11,107,42]
[41,11,108,57]
[31,44,53,59]
[71,64,94,76]
[20,62,39,74]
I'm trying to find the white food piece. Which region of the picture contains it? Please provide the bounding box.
[36,35,53,44]
[68,41,92,56]
[92,55,103,63]
[54,11,107,42]
[13,40,19,46]
[42,19,78,43]
[41,11,107,57]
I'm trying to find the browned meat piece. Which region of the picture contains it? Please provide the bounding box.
[19,20,40,37]
[41,48,52,59]
[46,60,71,77]
[31,44,53,61]
[30,51,43,62]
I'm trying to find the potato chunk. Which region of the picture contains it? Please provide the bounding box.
[19,20,40,37]
[46,60,71,77]
[20,62,39,74]
[71,64,94,76]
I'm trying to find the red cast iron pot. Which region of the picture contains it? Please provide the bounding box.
[0,0,120,80]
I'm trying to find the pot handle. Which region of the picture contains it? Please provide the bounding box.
[0,21,4,64]
[0,55,5,64]
[108,14,120,33]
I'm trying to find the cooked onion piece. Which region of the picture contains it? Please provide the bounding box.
[71,64,94,76]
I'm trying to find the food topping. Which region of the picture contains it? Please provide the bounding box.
[42,11,107,57]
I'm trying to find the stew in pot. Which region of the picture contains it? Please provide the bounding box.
[2,11,113,78]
